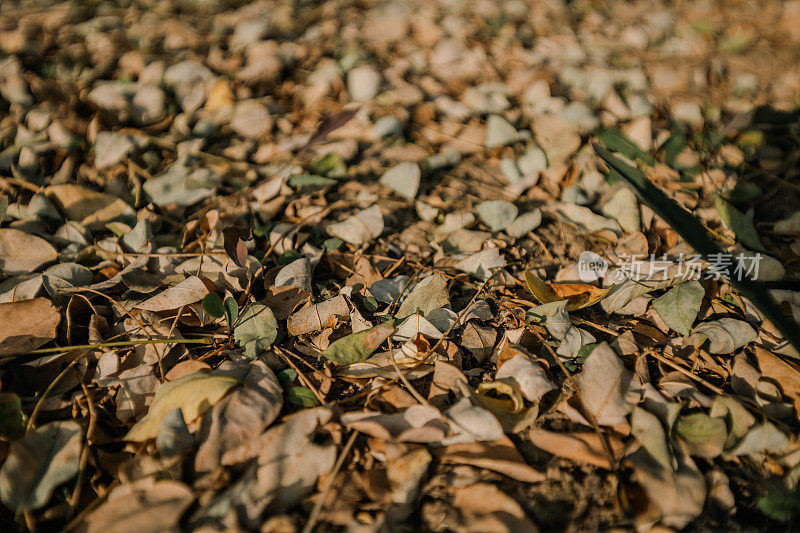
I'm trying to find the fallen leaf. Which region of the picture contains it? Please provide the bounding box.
[580,342,642,426]
[437,436,545,482]
[485,115,519,147]
[125,371,239,442]
[455,248,506,280]
[0,229,57,275]
[675,412,727,458]
[0,297,60,355]
[136,276,209,312]
[46,184,136,230]
[396,274,449,319]
[326,205,384,245]
[525,270,611,311]
[195,360,283,472]
[652,281,705,336]
[342,405,450,443]
[0,420,82,511]
[453,483,538,533]
[529,428,625,469]
[233,303,278,358]
[753,346,800,414]
[0,393,26,441]
[380,162,421,199]
[287,294,349,336]
[320,322,395,364]
[74,479,194,533]
[630,444,707,529]
[631,406,675,471]
[692,318,757,354]
[506,209,542,238]
[476,200,518,232]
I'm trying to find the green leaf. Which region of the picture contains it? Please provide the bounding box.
[675,412,728,458]
[277,368,298,387]
[319,322,396,365]
[758,484,797,522]
[596,128,657,166]
[287,174,336,191]
[652,281,705,336]
[662,127,687,165]
[202,293,225,318]
[362,295,379,313]
[287,387,319,407]
[323,237,343,251]
[278,249,302,266]
[311,152,347,178]
[234,303,278,359]
[223,296,238,327]
[714,195,766,252]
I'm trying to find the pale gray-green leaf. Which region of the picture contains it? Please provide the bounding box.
[652,281,704,336]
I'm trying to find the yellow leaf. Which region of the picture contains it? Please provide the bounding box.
[125,371,239,442]
[524,270,612,311]
[476,381,525,414]
[206,79,234,111]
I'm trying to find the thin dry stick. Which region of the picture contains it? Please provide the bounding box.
[68,381,98,520]
[644,349,724,395]
[12,337,214,357]
[26,358,81,432]
[302,430,358,533]
[159,305,186,381]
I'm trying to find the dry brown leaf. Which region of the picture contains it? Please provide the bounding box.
[74,479,194,533]
[135,276,210,312]
[524,270,611,311]
[437,436,546,482]
[194,360,283,473]
[286,294,349,336]
[453,483,538,533]
[529,428,625,469]
[753,345,800,415]
[0,229,57,276]
[0,297,60,355]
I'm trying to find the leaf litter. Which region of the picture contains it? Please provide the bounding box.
[0,0,799,531]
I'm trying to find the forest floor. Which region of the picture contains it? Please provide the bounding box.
[1,0,800,531]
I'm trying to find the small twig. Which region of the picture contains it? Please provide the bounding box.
[644,349,724,395]
[9,337,214,358]
[160,305,186,381]
[302,430,358,533]
[27,358,81,432]
[68,381,98,520]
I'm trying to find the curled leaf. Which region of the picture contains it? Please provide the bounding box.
[525,270,611,311]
